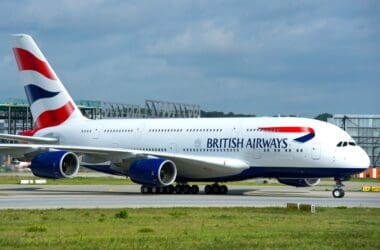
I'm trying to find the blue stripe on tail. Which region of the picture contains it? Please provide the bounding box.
[24,84,60,104]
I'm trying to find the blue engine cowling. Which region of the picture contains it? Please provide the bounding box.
[277,178,320,187]
[31,151,80,179]
[128,158,177,187]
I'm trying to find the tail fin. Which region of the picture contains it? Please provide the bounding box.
[11,34,85,134]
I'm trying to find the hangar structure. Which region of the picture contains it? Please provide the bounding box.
[328,114,380,168]
[0,98,200,135]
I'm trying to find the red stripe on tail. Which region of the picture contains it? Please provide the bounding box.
[34,101,75,130]
[13,48,56,80]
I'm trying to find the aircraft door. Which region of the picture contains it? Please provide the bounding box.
[169,143,177,153]
[92,126,102,140]
[311,143,321,160]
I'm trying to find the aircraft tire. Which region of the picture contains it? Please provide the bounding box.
[220,185,228,194]
[183,184,191,194]
[175,185,182,194]
[191,185,199,194]
[205,185,212,194]
[212,184,220,194]
[332,188,345,198]
[166,185,175,194]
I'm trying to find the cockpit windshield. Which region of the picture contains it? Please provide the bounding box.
[336,141,356,147]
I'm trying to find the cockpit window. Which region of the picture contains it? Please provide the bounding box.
[337,141,357,147]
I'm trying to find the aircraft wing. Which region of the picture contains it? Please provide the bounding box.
[0,144,249,178]
[0,134,58,144]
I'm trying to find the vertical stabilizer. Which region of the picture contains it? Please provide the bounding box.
[11,34,85,134]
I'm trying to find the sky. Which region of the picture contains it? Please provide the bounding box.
[0,0,379,117]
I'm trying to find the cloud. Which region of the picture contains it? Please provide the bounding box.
[147,20,235,54]
[0,0,378,116]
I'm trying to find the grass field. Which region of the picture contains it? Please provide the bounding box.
[0,207,379,249]
[0,176,284,186]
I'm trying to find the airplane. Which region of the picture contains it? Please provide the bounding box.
[0,34,370,198]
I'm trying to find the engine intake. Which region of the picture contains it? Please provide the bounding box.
[128,158,177,187]
[277,178,320,187]
[31,151,80,179]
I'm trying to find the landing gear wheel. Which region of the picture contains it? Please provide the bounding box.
[332,177,346,198]
[183,184,191,194]
[205,185,212,194]
[212,184,220,194]
[152,187,161,194]
[175,185,184,194]
[191,185,199,194]
[332,188,345,198]
[141,186,152,194]
[166,185,175,194]
[219,185,228,194]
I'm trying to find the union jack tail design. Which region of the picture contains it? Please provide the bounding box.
[11,34,85,135]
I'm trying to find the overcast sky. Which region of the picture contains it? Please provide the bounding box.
[0,0,379,116]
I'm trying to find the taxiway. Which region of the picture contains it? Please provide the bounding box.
[0,184,379,209]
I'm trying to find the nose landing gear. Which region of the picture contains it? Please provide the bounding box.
[332,178,345,198]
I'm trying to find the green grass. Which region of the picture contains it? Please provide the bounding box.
[0,176,282,186]
[0,207,379,249]
[0,175,378,186]
[350,177,380,183]
[0,176,132,185]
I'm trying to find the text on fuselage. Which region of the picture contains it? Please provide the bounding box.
[206,137,288,149]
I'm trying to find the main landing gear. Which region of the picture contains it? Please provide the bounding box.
[140,183,199,194]
[332,177,345,198]
[140,183,229,195]
[204,183,228,195]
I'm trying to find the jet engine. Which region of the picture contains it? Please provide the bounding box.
[277,178,320,187]
[128,158,177,187]
[30,151,80,179]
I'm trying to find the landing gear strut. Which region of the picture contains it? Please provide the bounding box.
[204,183,228,195]
[332,178,345,198]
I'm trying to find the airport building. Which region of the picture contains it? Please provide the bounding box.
[328,115,380,171]
[0,98,200,135]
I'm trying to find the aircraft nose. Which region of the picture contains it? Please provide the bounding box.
[357,148,370,169]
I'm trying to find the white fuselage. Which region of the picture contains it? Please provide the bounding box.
[35,116,370,181]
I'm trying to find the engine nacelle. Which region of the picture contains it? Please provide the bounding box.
[277,178,320,187]
[31,151,80,179]
[128,158,177,187]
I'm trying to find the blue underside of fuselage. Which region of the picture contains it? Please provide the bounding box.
[176,166,367,182]
[82,164,366,183]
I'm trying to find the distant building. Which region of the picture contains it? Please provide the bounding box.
[328,114,380,167]
[0,98,200,135]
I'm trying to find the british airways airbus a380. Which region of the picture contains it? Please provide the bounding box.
[0,34,370,198]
